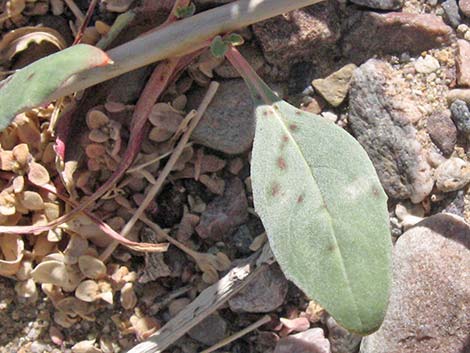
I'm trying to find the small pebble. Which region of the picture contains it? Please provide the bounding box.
[414,55,440,74]
[434,157,470,192]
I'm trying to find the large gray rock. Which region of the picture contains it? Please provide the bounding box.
[187,79,254,155]
[361,214,470,353]
[348,59,433,203]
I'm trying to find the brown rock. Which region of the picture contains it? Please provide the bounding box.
[195,178,248,241]
[459,0,470,17]
[229,265,288,313]
[360,214,470,353]
[343,12,452,64]
[252,1,340,69]
[426,110,457,156]
[456,39,470,87]
[312,64,357,107]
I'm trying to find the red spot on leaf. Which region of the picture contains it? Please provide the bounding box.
[277,157,287,170]
[271,182,280,197]
[289,124,298,132]
[297,195,304,203]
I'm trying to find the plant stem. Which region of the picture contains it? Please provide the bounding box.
[53,0,324,99]
[225,46,278,104]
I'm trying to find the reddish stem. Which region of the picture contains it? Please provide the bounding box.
[72,0,99,45]
[225,46,277,105]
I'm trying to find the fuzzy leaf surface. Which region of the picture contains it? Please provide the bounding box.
[250,86,392,335]
[0,44,111,130]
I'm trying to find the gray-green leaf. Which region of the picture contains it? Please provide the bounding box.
[0,44,111,131]
[251,95,392,335]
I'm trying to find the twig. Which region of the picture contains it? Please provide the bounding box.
[127,249,272,353]
[73,0,99,44]
[200,315,272,353]
[100,81,219,260]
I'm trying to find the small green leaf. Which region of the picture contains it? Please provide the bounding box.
[0,44,111,131]
[210,36,228,58]
[226,47,392,334]
[224,33,244,47]
[174,3,196,19]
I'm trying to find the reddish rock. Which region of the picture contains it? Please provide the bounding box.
[274,328,331,353]
[195,178,248,241]
[426,110,457,156]
[252,1,340,69]
[456,39,470,87]
[459,0,470,17]
[343,12,452,64]
[361,214,470,353]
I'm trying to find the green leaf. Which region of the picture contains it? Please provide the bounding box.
[238,69,392,334]
[0,44,111,131]
[224,33,244,47]
[210,36,228,58]
[174,2,196,19]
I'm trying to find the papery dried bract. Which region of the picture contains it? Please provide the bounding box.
[0,234,24,276]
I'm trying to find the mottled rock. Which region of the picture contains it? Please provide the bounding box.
[450,99,470,136]
[426,110,457,156]
[195,178,248,241]
[188,313,227,346]
[434,157,470,192]
[187,79,254,154]
[274,328,331,353]
[350,0,402,10]
[343,12,452,64]
[442,0,461,27]
[326,316,362,353]
[456,40,470,87]
[229,265,288,313]
[360,214,470,353]
[312,64,357,107]
[459,0,470,17]
[252,1,340,69]
[349,59,433,203]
